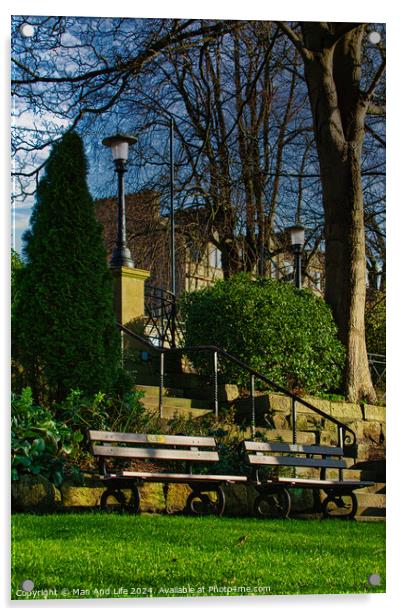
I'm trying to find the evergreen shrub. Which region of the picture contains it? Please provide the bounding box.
[12,132,123,402]
[180,273,345,395]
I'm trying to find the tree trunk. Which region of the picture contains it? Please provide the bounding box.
[320,142,375,402]
[300,25,377,403]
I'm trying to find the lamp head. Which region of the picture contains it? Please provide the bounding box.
[102,133,137,163]
[289,224,305,251]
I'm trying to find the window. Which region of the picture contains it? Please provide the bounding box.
[189,246,202,264]
[209,246,222,269]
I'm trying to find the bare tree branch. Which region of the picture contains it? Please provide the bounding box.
[364,58,386,100]
[275,22,312,62]
[365,123,386,147]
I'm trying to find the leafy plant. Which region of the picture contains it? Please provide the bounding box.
[180,273,345,395]
[105,390,147,433]
[11,388,83,486]
[58,387,149,441]
[57,389,110,432]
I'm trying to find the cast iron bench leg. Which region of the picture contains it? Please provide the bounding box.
[321,490,358,519]
[186,484,226,516]
[100,484,141,514]
[253,486,291,519]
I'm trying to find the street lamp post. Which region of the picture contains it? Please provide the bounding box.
[289,224,305,289]
[168,118,177,348]
[169,118,176,297]
[102,133,137,268]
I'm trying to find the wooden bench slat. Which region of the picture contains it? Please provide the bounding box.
[88,431,216,447]
[243,441,344,457]
[262,477,374,488]
[247,454,346,469]
[92,445,219,462]
[115,471,248,483]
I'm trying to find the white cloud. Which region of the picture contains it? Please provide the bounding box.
[12,210,31,231]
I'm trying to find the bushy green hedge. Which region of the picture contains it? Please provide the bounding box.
[180,274,345,395]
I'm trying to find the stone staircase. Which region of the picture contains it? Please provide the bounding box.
[137,384,213,419]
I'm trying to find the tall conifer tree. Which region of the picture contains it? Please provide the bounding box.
[13,132,122,402]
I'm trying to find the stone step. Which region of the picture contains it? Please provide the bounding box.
[355,517,385,522]
[235,392,365,420]
[140,400,213,419]
[159,407,213,419]
[136,374,217,405]
[357,482,386,494]
[141,394,212,410]
[135,372,208,394]
[137,384,185,398]
[351,459,386,482]
[357,508,386,518]
[356,492,386,514]
[15,474,386,521]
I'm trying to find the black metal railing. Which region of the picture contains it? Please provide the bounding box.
[144,285,184,348]
[368,353,386,390]
[118,322,357,455]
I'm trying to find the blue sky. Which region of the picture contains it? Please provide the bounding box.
[10,16,380,255]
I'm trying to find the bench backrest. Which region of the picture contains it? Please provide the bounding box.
[242,441,346,470]
[88,430,219,464]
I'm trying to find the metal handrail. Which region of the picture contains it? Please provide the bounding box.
[144,284,182,348]
[367,353,386,390]
[145,284,176,301]
[368,353,386,363]
[118,322,356,451]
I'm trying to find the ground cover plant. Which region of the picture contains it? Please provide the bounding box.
[11,387,247,484]
[12,513,385,600]
[11,388,83,487]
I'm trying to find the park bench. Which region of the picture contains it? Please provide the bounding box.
[88,430,374,520]
[240,440,375,519]
[88,430,248,516]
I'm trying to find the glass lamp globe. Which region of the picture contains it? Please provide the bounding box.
[289,224,305,249]
[102,133,137,162]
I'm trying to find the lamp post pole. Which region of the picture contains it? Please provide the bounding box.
[112,158,134,268]
[169,118,177,348]
[170,117,176,297]
[102,133,137,268]
[288,224,305,289]
[101,132,150,349]
[293,244,302,289]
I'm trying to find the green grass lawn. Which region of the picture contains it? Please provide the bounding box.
[11,513,385,600]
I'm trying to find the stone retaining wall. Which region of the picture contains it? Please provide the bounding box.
[11,474,317,516]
